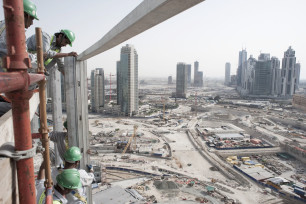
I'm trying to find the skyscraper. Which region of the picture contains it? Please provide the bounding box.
[193,61,203,87]
[91,68,105,112]
[197,71,203,87]
[117,44,139,116]
[271,57,281,96]
[168,76,173,84]
[176,62,187,98]
[253,54,272,95]
[187,64,191,86]
[237,49,247,86]
[194,61,199,84]
[281,46,300,96]
[225,62,231,85]
[245,55,257,93]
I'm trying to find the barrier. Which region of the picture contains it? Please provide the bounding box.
[106,166,160,177]
[210,143,273,150]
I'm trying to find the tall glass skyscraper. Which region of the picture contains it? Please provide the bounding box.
[117,44,139,116]
[237,49,247,86]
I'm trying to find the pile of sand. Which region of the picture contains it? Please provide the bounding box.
[153,180,179,190]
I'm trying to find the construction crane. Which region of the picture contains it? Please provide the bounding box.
[122,125,138,154]
[132,125,138,151]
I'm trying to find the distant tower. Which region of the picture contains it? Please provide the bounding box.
[281,46,300,96]
[176,62,188,98]
[116,61,121,105]
[237,49,247,86]
[197,71,203,87]
[168,76,173,84]
[225,62,231,85]
[186,64,191,86]
[91,68,105,112]
[194,60,203,87]
[117,44,139,116]
[253,54,272,95]
[271,57,281,96]
[194,61,199,85]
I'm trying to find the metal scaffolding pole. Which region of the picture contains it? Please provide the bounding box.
[1,0,42,203]
[35,27,53,204]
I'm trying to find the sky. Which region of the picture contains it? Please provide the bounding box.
[0,0,305,80]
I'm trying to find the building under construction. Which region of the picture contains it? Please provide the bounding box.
[91,68,105,112]
[0,0,207,203]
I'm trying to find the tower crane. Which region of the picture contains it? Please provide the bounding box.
[122,125,138,154]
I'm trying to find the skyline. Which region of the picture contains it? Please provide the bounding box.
[0,0,305,80]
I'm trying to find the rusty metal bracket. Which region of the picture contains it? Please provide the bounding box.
[0,142,37,161]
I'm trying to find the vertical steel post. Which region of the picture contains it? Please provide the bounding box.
[6,91,36,203]
[3,0,35,203]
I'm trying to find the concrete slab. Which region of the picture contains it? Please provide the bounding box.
[0,92,39,145]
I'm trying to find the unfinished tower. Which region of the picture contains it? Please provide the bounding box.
[194,61,199,85]
[91,68,105,112]
[176,62,188,98]
[117,44,139,116]
[187,64,191,86]
[225,62,231,85]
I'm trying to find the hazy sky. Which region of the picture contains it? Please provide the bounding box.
[1,0,305,80]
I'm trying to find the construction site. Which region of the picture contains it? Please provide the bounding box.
[74,78,304,204]
[1,0,306,204]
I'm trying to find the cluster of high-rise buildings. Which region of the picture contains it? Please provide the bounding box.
[90,44,139,116]
[175,61,204,98]
[225,46,301,98]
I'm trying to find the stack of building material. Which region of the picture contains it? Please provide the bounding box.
[250,139,262,144]
[241,157,250,162]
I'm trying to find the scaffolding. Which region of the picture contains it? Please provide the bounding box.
[0,1,47,203]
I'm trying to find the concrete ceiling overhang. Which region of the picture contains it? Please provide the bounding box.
[78,0,205,61]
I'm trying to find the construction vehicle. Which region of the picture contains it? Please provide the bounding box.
[122,125,138,154]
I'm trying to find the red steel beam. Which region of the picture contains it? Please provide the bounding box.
[2,0,37,203]
[6,90,36,204]
[0,72,45,93]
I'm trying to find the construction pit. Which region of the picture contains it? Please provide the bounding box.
[29,80,305,204]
